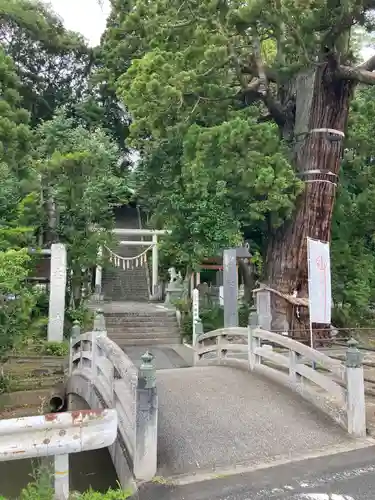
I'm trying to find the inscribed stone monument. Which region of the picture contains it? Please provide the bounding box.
[47,243,67,342]
[223,248,238,328]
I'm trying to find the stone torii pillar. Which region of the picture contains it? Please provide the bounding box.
[48,243,67,342]
[152,233,158,295]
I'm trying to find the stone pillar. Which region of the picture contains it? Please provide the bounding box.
[151,234,158,295]
[196,272,201,285]
[69,320,81,376]
[255,288,272,331]
[248,312,260,371]
[346,338,366,437]
[192,288,200,353]
[93,309,106,335]
[190,273,194,295]
[223,249,238,328]
[95,246,103,298]
[134,352,158,481]
[48,243,67,342]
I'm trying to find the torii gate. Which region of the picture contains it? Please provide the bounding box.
[95,228,169,297]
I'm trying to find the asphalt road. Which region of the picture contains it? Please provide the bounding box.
[135,445,375,500]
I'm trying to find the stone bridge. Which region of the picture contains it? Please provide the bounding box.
[66,313,368,490]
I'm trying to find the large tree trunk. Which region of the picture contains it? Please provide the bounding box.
[265,63,354,339]
[238,258,255,304]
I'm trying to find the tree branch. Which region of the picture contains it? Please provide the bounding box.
[251,28,268,96]
[238,80,287,126]
[337,64,375,85]
[262,92,287,126]
[240,59,278,82]
[358,54,375,71]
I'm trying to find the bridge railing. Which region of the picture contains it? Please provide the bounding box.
[194,315,366,438]
[68,313,158,482]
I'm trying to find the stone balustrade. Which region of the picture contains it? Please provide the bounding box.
[194,313,366,438]
[67,311,158,487]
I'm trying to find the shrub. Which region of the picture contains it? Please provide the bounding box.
[180,301,252,342]
[76,488,133,499]
[65,305,94,336]
[41,341,69,357]
[6,465,133,499]
[0,249,40,357]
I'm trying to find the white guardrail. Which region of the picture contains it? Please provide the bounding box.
[194,319,366,438]
[0,409,117,499]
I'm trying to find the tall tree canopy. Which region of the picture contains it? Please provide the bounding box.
[102,0,375,333]
[331,85,375,326]
[35,109,131,306]
[0,44,36,248]
[0,0,91,124]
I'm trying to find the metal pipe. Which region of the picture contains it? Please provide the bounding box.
[49,382,66,412]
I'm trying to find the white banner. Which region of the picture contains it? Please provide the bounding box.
[307,237,332,324]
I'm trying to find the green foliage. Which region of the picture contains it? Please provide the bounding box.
[19,466,53,500]
[35,109,130,307]
[40,341,69,357]
[66,306,94,334]
[331,85,375,326]
[179,302,250,341]
[104,0,305,269]
[75,488,133,499]
[0,0,91,125]
[0,249,40,356]
[1,465,132,499]
[0,372,11,394]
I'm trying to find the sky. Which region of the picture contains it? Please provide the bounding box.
[48,0,110,46]
[49,0,375,59]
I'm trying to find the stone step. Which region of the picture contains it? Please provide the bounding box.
[106,322,178,329]
[113,337,181,347]
[105,320,178,328]
[105,318,175,325]
[105,313,176,320]
[104,311,176,318]
[109,330,180,340]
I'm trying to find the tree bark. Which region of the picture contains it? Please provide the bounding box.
[238,258,255,304]
[265,63,354,339]
[45,187,59,245]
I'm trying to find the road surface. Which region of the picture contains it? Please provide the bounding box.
[136,445,375,500]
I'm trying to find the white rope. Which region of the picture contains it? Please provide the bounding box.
[104,244,153,270]
[309,128,345,138]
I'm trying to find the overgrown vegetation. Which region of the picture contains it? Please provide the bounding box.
[0,464,133,499]
[0,0,131,358]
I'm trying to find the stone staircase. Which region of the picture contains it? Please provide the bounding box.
[102,206,149,302]
[105,308,181,348]
[97,205,190,368]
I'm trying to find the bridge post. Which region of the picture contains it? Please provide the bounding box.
[289,351,302,388]
[248,312,260,371]
[192,288,202,365]
[69,321,81,375]
[93,309,106,335]
[346,338,366,437]
[194,319,204,365]
[134,351,158,480]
